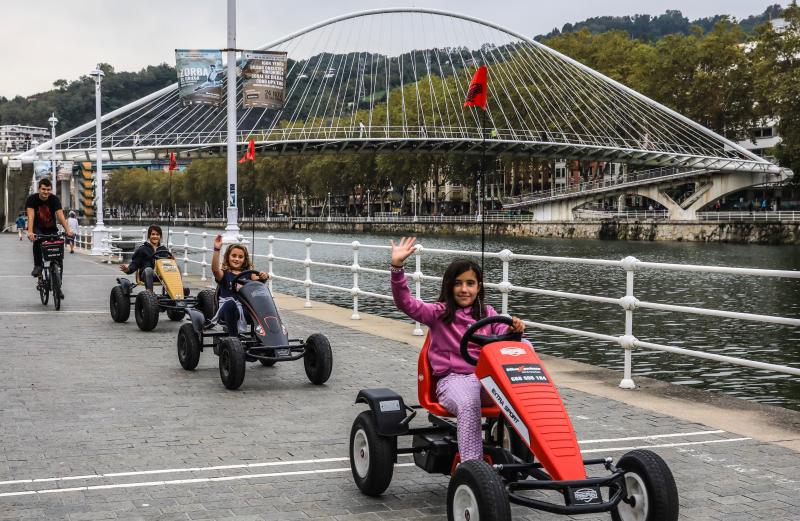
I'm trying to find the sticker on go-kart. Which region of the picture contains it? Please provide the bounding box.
[569,486,603,504]
[500,346,527,356]
[479,376,530,446]
[503,364,550,384]
[379,399,401,412]
[160,263,178,271]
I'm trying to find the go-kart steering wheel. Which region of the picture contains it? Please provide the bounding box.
[232,269,265,287]
[459,315,523,366]
[153,249,173,259]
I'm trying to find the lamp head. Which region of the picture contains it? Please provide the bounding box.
[89,66,105,81]
[48,113,58,127]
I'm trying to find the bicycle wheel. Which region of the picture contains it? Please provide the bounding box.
[51,264,61,311]
[38,268,49,305]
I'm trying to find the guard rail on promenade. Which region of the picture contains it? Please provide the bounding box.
[77,227,800,390]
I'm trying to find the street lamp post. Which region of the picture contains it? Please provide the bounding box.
[29,139,39,193]
[89,65,110,255]
[366,189,371,222]
[412,184,418,222]
[222,0,241,244]
[47,113,58,197]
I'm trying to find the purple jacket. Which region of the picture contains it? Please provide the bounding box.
[392,269,509,376]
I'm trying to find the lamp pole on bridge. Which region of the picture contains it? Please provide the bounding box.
[222,0,241,244]
[89,65,110,255]
[47,114,57,197]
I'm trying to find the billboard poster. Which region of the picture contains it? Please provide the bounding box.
[241,50,287,109]
[33,160,52,182]
[57,161,74,181]
[176,49,224,106]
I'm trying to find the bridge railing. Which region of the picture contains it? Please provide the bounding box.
[696,211,800,222]
[102,230,800,388]
[574,209,670,220]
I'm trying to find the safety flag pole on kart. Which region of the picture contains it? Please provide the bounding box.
[238,139,257,246]
[463,65,488,284]
[166,152,177,251]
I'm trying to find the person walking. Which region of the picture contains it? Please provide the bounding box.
[15,213,26,241]
[66,212,79,253]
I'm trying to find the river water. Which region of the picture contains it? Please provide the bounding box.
[146,226,800,410]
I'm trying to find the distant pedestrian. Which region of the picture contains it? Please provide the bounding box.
[15,213,26,240]
[760,199,767,212]
[66,211,79,253]
[358,120,366,138]
[714,200,721,211]
[748,201,754,214]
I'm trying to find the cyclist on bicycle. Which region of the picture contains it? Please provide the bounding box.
[26,178,74,282]
[119,224,171,290]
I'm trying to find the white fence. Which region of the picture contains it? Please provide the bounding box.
[82,228,800,388]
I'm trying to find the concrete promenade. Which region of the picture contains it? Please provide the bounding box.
[0,233,799,520]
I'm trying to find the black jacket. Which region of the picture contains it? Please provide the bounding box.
[125,242,171,274]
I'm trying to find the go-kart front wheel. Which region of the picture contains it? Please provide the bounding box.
[219,337,246,390]
[110,285,130,322]
[196,289,216,321]
[135,290,159,331]
[304,333,332,385]
[177,323,201,370]
[612,449,678,521]
[349,411,395,496]
[447,460,511,521]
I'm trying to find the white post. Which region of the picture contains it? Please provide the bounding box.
[182,230,189,276]
[266,195,270,221]
[351,241,360,320]
[619,256,639,389]
[267,235,274,293]
[499,249,512,315]
[200,232,208,281]
[222,0,241,243]
[168,229,174,250]
[413,184,418,222]
[303,238,312,308]
[48,113,58,196]
[412,245,423,335]
[89,66,110,255]
[366,189,371,222]
[477,179,482,222]
[327,192,331,222]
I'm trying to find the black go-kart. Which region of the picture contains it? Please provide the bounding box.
[180,270,333,390]
[350,316,678,521]
[110,250,207,331]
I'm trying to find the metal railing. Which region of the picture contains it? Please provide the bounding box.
[696,211,800,222]
[574,209,670,221]
[92,229,800,388]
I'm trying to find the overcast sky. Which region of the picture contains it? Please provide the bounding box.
[1,0,782,99]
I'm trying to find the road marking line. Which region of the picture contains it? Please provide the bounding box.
[580,430,725,444]
[0,464,416,498]
[582,437,752,453]
[0,311,107,316]
[0,430,734,487]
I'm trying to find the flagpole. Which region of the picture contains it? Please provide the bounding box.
[480,108,486,276]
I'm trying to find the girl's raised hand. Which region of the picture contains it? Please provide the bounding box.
[213,234,222,250]
[390,237,417,267]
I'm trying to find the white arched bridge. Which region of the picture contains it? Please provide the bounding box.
[11,7,790,221]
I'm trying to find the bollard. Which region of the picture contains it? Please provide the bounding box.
[304,238,312,308]
[351,241,360,320]
[182,230,189,276]
[618,256,640,389]
[498,249,513,315]
[200,232,208,281]
[267,235,274,293]
[412,244,423,336]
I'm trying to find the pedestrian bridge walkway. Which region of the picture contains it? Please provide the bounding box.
[0,233,798,520]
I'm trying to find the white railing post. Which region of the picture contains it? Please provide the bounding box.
[351,241,361,320]
[303,238,312,308]
[619,256,640,389]
[182,230,189,276]
[200,232,208,281]
[498,249,513,315]
[141,227,147,243]
[267,235,274,293]
[412,245,424,335]
[167,229,174,251]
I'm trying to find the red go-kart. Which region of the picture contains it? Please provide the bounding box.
[349,316,678,521]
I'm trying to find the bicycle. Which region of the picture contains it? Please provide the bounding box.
[35,233,65,310]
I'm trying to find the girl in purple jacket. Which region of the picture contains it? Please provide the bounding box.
[390,237,525,462]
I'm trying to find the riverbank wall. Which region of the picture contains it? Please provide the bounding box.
[105,219,800,244]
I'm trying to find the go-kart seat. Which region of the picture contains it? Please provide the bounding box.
[417,333,500,418]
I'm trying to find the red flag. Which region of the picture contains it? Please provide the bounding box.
[168,152,177,172]
[239,139,256,163]
[463,65,488,110]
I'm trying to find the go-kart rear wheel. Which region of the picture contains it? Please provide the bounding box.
[349,411,394,496]
[611,449,678,521]
[218,337,246,390]
[110,285,130,322]
[135,290,160,331]
[196,289,216,321]
[447,460,511,521]
[304,333,332,385]
[177,323,201,370]
[167,308,185,321]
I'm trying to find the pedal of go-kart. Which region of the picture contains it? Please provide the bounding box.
[475,341,586,481]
